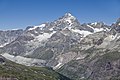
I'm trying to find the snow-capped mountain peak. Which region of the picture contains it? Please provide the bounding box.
[53,13,78,28]
[64,13,76,21]
[64,13,74,17]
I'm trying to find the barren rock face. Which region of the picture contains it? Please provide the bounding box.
[0,56,5,64]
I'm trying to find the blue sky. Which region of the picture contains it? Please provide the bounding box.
[0,0,120,30]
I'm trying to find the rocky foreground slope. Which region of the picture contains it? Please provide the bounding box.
[0,13,120,80]
[0,55,70,80]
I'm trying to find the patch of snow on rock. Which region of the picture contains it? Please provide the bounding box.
[76,54,86,60]
[94,28,104,33]
[118,23,120,26]
[71,29,92,37]
[35,31,56,42]
[53,57,63,70]
[97,34,117,48]
[26,31,57,50]
[87,25,106,33]
[28,24,46,31]
[91,22,97,26]
[2,53,46,66]
[0,42,9,48]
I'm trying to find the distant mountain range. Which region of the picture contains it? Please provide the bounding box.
[0,13,120,80]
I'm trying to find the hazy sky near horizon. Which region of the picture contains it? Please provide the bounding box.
[0,0,120,30]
